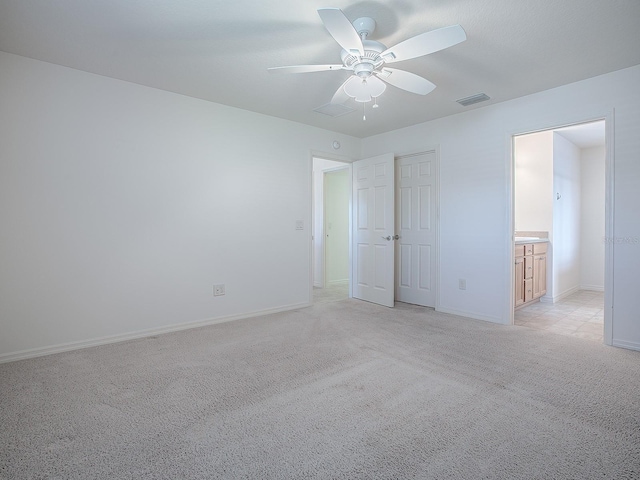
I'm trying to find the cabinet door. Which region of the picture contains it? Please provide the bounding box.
[533,254,547,298]
[514,257,525,307]
[524,278,533,303]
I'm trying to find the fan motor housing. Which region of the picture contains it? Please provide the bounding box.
[340,40,386,68]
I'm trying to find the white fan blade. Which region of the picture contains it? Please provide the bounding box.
[318,8,364,57]
[376,68,436,95]
[268,64,344,74]
[331,78,352,104]
[381,25,466,63]
[343,75,386,102]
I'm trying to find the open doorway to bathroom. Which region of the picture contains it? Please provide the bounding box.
[312,157,350,304]
[513,120,606,342]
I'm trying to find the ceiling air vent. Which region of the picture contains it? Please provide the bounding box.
[456,93,490,107]
[314,103,356,117]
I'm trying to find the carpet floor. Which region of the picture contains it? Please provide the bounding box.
[1,299,639,479]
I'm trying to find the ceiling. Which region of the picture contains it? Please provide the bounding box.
[1,0,639,138]
[555,121,605,149]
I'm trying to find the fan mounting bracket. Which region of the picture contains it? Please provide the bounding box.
[353,17,376,39]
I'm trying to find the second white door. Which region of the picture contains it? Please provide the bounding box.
[395,151,437,307]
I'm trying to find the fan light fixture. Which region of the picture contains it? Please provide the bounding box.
[268,8,467,121]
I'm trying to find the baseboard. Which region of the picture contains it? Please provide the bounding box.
[0,302,310,364]
[543,285,581,303]
[327,279,348,286]
[436,306,506,325]
[612,339,640,352]
[579,285,605,292]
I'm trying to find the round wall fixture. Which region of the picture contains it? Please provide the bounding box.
[332,141,341,149]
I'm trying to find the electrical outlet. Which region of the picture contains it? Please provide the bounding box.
[459,279,466,290]
[213,284,225,296]
[295,220,304,231]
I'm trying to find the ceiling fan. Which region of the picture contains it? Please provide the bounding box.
[268,8,467,114]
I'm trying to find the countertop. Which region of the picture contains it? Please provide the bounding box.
[515,237,549,244]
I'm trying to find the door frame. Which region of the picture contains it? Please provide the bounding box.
[507,112,614,345]
[308,147,441,310]
[310,152,354,303]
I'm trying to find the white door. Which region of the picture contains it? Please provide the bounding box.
[352,153,395,307]
[395,151,437,307]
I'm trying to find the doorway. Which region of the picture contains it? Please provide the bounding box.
[512,120,608,342]
[311,150,440,309]
[312,157,350,304]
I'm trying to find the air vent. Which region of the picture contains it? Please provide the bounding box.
[456,93,490,107]
[314,103,355,117]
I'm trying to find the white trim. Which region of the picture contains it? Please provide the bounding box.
[436,306,505,325]
[579,285,605,292]
[309,153,315,302]
[327,279,349,286]
[540,285,581,303]
[347,163,354,299]
[612,339,640,352]
[554,285,581,302]
[0,302,310,364]
[603,110,615,346]
[506,132,516,325]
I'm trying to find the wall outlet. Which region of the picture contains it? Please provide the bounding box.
[295,220,304,230]
[213,284,225,296]
[458,279,467,290]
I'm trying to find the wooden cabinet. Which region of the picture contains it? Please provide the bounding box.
[514,256,525,307]
[532,243,547,299]
[515,241,548,309]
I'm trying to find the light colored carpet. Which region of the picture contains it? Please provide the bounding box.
[313,283,349,304]
[1,299,639,479]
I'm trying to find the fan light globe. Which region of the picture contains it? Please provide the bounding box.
[343,75,386,103]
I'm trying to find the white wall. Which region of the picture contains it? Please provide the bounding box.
[324,169,349,284]
[0,52,361,360]
[552,133,582,300]
[362,64,640,350]
[580,146,605,290]
[514,131,554,233]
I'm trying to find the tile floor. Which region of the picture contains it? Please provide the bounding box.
[515,290,604,342]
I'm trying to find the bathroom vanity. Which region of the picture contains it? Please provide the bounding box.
[514,236,549,308]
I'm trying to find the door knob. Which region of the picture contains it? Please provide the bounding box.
[393,234,400,240]
[381,235,392,241]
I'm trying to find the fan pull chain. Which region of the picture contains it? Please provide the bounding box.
[363,101,366,121]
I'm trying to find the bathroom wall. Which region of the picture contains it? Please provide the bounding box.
[514,131,554,234]
[552,133,582,300]
[580,146,605,290]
